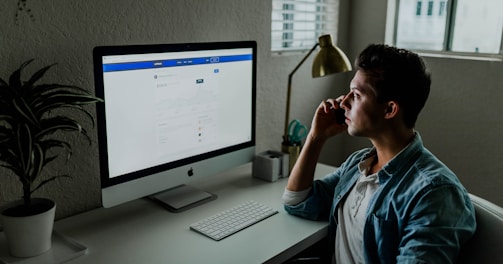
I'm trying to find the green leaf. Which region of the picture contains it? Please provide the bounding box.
[30,87,102,120]
[16,123,32,177]
[9,60,34,92]
[37,116,82,137]
[13,97,39,127]
[29,143,44,183]
[56,105,97,128]
[31,175,71,195]
[39,139,73,164]
[23,64,56,92]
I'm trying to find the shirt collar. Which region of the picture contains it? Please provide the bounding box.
[360,132,424,182]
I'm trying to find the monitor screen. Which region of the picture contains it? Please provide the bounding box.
[93,41,256,210]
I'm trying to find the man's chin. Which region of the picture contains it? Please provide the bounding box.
[347,127,364,137]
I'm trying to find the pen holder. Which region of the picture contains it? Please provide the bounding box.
[281,142,301,173]
[252,150,289,182]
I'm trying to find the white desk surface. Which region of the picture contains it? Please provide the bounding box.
[55,163,335,264]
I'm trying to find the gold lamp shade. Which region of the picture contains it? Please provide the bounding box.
[312,34,352,77]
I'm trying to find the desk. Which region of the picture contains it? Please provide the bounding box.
[55,163,335,264]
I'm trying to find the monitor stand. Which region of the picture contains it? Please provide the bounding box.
[148,185,217,213]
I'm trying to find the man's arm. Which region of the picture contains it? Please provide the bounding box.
[286,132,326,191]
[286,99,347,192]
[396,186,476,263]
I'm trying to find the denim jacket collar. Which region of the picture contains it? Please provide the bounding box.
[359,132,423,186]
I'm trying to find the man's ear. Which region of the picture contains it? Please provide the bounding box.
[384,101,399,119]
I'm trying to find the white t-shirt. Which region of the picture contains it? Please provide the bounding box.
[334,157,379,264]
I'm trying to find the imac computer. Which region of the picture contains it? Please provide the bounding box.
[93,40,256,212]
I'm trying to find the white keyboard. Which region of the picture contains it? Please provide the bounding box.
[189,201,278,241]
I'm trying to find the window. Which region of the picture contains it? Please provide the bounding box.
[390,0,503,55]
[416,1,422,16]
[427,1,434,16]
[271,0,339,52]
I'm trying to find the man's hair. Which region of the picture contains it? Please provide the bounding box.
[355,44,431,128]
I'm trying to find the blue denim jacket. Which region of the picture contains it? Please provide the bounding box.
[284,133,476,263]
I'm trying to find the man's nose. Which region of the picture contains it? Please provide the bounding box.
[340,93,351,110]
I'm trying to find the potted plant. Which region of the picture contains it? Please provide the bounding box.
[0,59,103,257]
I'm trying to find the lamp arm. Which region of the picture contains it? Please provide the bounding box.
[283,43,320,141]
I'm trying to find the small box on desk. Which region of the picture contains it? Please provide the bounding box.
[252,150,289,182]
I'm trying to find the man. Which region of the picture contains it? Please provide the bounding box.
[283,44,476,263]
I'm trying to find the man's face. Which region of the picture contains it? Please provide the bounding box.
[340,70,388,138]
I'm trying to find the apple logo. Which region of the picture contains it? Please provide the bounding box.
[187,167,194,177]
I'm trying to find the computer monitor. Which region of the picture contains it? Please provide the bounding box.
[93,40,256,211]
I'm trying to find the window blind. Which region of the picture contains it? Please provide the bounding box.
[272,0,339,52]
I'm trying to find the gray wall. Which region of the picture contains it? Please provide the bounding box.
[0,0,501,220]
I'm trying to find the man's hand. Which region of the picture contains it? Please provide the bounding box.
[286,96,347,192]
[310,96,348,142]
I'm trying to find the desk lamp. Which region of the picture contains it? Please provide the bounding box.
[282,34,352,171]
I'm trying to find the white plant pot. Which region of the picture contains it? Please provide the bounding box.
[1,198,56,258]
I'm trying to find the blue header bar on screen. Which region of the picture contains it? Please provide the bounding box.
[103,54,252,72]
